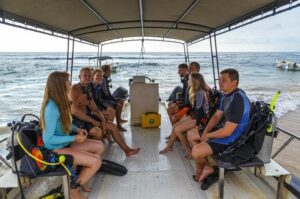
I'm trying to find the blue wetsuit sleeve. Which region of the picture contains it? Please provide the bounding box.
[43,105,75,146]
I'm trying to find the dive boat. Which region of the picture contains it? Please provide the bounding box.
[0,0,300,199]
[276,60,300,71]
[88,56,119,72]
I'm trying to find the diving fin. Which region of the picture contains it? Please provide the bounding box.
[98,159,128,176]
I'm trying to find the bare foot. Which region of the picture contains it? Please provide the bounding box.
[82,184,92,192]
[159,146,173,154]
[194,164,203,182]
[199,166,215,182]
[70,189,87,199]
[118,126,127,132]
[125,148,141,157]
[192,174,201,182]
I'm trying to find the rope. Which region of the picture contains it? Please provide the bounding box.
[16,131,72,176]
[136,39,145,74]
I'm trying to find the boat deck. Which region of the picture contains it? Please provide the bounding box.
[84,103,293,199]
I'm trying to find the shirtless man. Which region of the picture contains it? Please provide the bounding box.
[70,67,140,156]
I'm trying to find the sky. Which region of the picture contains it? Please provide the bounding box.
[0,6,299,52]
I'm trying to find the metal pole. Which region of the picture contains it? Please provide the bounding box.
[218,168,225,199]
[209,33,217,88]
[272,137,294,158]
[66,35,70,72]
[97,44,100,68]
[183,43,187,63]
[186,43,190,64]
[99,44,103,67]
[70,37,75,83]
[214,32,220,76]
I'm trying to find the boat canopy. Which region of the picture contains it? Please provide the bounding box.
[0,0,297,45]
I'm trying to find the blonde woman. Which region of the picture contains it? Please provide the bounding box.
[41,71,104,199]
[160,73,209,158]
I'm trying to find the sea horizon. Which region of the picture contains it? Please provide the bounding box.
[1,51,300,131]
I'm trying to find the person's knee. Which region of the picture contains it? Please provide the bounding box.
[95,141,105,154]
[192,145,204,160]
[93,157,102,170]
[90,127,102,140]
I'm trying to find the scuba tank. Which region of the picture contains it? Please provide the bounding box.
[257,91,280,163]
[6,121,23,173]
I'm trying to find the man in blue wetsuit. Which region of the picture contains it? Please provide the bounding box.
[192,68,251,182]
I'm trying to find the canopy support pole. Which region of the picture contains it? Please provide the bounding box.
[209,32,220,89]
[66,35,70,72]
[99,44,103,67]
[185,42,190,64]
[97,44,100,68]
[70,37,75,83]
[183,43,187,63]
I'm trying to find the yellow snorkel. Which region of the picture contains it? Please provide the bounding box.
[16,131,72,176]
[267,91,281,133]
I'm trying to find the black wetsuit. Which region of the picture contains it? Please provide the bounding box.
[180,74,189,102]
[100,75,118,108]
[91,83,107,110]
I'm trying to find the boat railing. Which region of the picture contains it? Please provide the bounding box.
[272,127,300,159]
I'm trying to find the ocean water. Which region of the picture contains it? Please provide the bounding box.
[0,52,300,131]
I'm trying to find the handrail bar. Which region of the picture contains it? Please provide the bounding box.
[272,127,300,159]
[276,127,300,140]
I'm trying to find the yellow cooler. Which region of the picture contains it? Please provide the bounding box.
[141,112,161,128]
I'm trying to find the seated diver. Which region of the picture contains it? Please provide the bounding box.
[167,63,189,123]
[192,68,251,182]
[167,62,201,126]
[101,64,127,131]
[91,69,116,122]
[160,73,210,158]
[70,67,140,156]
[41,71,104,199]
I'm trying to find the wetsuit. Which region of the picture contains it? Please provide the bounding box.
[91,83,107,110]
[100,75,118,108]
[208,89,251,154]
